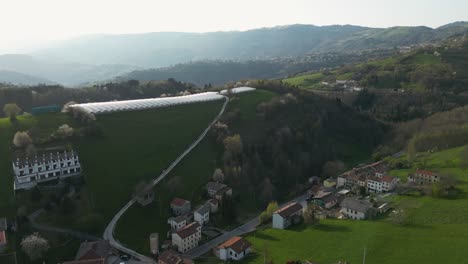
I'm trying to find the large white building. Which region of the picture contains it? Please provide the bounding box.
[171,222,201,253]
[193,204,210,226]
[340,198,373,220]
[12,148,81,190]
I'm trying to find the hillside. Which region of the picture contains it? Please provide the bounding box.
[118,49,394,86]
[32,23,468,68]
[114,86,386,253]
[284,36,468,92]
[0,54,139,86]
[0,70,56,85]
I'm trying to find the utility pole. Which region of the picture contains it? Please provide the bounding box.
[363,246,367,264]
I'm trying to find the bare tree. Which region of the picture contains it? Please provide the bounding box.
[212,168,225,183]
[3,103,21,121]
[21,233,50,260]
[13,131,32,148]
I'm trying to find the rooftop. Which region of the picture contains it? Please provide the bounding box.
[175,222,200,239]
[416,169,436,176]
[340,198,373,213]
[171,198,190,207]
[206,181,227,192]
[217,236,251,254]
[75,240,110,261]
[274,202,303,218]
[194,204,210,215]
[159,250,193,264]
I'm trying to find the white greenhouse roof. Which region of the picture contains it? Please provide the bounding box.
[70,92,225,114]
[220,87,256,95]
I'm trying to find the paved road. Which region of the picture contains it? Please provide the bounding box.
[184,193,309,259]
[103,96,230,263]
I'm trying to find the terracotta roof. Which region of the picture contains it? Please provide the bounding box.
[159,250,193,264]
[416,170,435,176]
[171,198,190,207]
[175,222,200,239]
[274,202,303,218]
[217,236,251,254]
[75,240,110,261]
[0,231,6,245]
[170,215,188,223]
[62,259,105,264]
[381,175,395,183]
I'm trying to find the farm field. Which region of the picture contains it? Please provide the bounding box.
[244,146,468,264]
[115,89,277,254]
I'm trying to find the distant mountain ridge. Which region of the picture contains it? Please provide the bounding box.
[0,54,140,86]
[33,22,468,68]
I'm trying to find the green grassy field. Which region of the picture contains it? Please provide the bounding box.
[0,113,77,217]
[243,146,468,264]
[115,90,277,254]
[282,73,324,90]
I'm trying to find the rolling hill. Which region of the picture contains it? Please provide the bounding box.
[33,22,468,69]
[0,70,55,85]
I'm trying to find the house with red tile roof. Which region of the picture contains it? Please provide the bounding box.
[171,222,201,253]
[158,250,193,264]
[409,170,440,184]
[272,202,303,229]
[62,240,112,264]
[170,198,191,216]
[215,236,251,261]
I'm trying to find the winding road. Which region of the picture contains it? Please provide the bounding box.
[103,96,230,263]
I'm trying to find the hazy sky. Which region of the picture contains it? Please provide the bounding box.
[1,0,467,53]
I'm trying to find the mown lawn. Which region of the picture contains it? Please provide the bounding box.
[115,90,277,254]
[283,73,324,89]
[75,101,224,228]
[246,221,468,264]
[243,146,468,264]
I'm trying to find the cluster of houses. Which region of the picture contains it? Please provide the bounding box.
[160,181,233,256]
[12,147,82,190]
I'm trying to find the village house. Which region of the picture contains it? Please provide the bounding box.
[215,186,233,201]
[62,240,113,264]
[207,199,219,213]
[311,191,338,209]
[272,202,303,229]
[215,236,251,261]
[168,216,188,230]
[409,170,440,184]
[12,148,82,190]
[158,250,193,264]
[135,184,155,206]
[171,222,202,253]
[340,198,374,220]
[206,182,227,197]
[171,198,191,216]
[193,203,210,226]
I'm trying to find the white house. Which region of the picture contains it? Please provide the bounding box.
[168,216,188,230]
[367,175,397,193]
[340,198,373,220]
[206,182,227,197]
[171,222,201,253]
[12,148,81,190]
[193,204,210,226]
[272,202,303,229]
[170,198,191,216]
[215,236,251,261]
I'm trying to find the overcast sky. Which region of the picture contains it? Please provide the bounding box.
[1,0,467,54]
